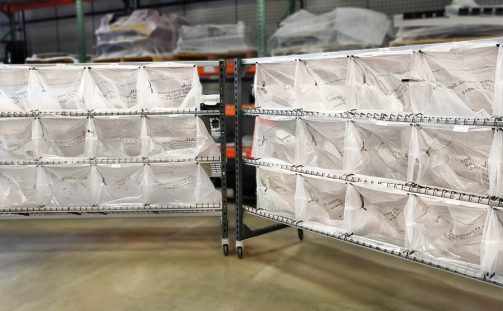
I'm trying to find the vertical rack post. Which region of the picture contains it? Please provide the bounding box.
[256,0,266,57]
[234,58,244,257]
[219,60,229,256]
[76,0,86,63]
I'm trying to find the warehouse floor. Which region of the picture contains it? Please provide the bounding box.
[0,207,502,311]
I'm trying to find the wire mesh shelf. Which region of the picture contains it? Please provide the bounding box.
[243,108,503,128]
[0,156,222,166]
[0,108,221,119]
[243,159,503,208]
[243,205,503,287]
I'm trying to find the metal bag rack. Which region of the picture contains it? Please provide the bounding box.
[234,39,503,285]
[0,60,229,256]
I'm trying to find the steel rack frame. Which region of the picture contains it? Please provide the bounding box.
[234,50,503,285]
[0,60,229,256]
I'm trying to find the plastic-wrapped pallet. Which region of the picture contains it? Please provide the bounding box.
[256,167,297,219]
[409,125,492,195]
[94,9,187,60]
[175,21,255,54]
[268,8,390,55]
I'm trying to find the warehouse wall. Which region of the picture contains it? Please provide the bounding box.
[3,0,503,57]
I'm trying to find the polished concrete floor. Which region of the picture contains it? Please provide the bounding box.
[0,209,502,311]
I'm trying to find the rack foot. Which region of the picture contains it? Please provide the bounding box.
[223,244,229,256]
[236,240,244,259]
[298,229,304,241]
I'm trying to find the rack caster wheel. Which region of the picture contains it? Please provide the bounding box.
[222,244,229,256]
[298,229,304,241]
[237,246,244,259]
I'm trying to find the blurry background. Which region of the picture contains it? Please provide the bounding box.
[0,0,502,63]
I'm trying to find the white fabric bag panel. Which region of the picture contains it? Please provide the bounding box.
[28,66,85,111]
[252,116,296,164]
[411,126,491,195]
[481,208,503,275]
[146,163,220,205]
[143,115,217,159]
[44,165,94,206]
[295,58,352,112]
[409,196,487,267]
[344,184,408,248]
[0,118,36,161]
[489,130,503,198]
[0,66,30,112]
[349,53,411,112]
[410,46,497,116]
[34,117,88,159]
[257,167,297,218]
[344,121,410,180]
[494,46,503,116]
[0,166,38,207]
[93,116,142,158]
[295,175,346,228]
[95,164,146,205]
[86,66,139,110]
[297,119,345,171]
[137,64,202,110]
[254,62,297,109]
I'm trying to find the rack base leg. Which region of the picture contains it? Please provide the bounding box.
[236,240,244,259]
[298,229,304,241]
[222,238,229,256]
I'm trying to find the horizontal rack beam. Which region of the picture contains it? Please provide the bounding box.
[0,157,221,166]
[244,159,503,208]
[243,206,503,287]
[0,109,220,118]
[1,209,223,219]
[242,38,503,64]
[0,203,221,213]
[12,61,222,67]
[242,109,503,127]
